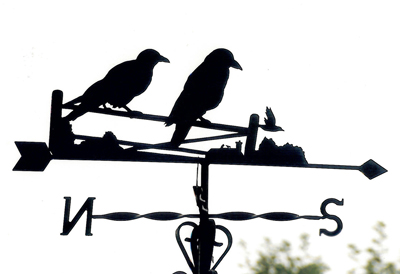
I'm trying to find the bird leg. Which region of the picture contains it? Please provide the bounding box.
[123,105,143,118]
[123,105,133,112]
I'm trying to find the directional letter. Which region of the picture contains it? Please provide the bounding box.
[60,197,96,236]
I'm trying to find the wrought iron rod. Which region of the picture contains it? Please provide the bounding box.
[73,134,206,155]
[136,133,245,151]
[62,103,249,134]
[307,163,359,170]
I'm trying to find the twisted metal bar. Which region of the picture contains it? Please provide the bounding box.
[93,211,322,222]
[92,198,344,236]
[93,212,199,221]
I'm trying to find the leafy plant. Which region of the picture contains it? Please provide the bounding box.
[348,222,400,274]
[240,233,329,274]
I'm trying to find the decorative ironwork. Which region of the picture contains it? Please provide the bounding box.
[14,90,387,180]
[14,48,388,274]
[61,193,343,274]
[176,221,233,274]
[91,198,343,236]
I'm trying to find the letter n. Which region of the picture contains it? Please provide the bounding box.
[60,197,96,236]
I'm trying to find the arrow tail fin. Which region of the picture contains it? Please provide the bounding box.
[13,142,52,171]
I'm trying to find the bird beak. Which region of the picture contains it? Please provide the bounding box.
[159,55,170,63]
[231,60,242,70]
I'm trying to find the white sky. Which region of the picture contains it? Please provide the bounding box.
[1,1,399,274]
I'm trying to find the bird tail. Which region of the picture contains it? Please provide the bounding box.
[164,117,173,127]
[63,95,86,121]
[64,107,87,121]
[63,95,83,108]
[170,123,192,148]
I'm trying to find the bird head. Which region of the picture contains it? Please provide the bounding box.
[205,48,242,70]
[137,49,170,66]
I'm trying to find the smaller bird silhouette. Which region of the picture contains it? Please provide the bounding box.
[64,49,169,121]
[260,107,284,132]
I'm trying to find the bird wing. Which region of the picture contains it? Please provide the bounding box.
[266,107,276,126]
[166,58,231,147]
[170,63,229,122]
[167,85,204,124]
[104,60,152,108]
[64,80,109,121]
[80,80,109,107]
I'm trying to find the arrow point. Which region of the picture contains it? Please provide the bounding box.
[359,159,387,180]
[13,142,52,171]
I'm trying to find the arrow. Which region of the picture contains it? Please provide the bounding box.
[307,159,387,180]
[12,139,387,179]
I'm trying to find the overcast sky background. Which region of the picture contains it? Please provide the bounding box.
[1,1,399,274]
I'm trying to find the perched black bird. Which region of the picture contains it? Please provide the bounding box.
[260,107,284,132]
[165,48,242,147]
[64,49,169,121]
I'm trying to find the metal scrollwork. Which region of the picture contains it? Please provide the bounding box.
[175,221,233,274]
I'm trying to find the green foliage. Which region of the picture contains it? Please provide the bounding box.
[348,222,400,274]
[241,233,329,274]
[241,222,400,274]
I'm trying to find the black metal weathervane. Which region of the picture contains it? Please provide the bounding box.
[14,48,387,274]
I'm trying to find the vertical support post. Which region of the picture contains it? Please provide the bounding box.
[244,114,259,157]
[200,161,209,216]
[49,90,63,153]
[198,160,214,274]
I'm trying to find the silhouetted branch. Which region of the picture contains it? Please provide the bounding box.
[133,133,244,152]
[62,105,249,134]
[181,133,245,144]
[74,134,207,155]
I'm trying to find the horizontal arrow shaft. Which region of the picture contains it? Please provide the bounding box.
[50,134,386,179]
[306,163,360,171]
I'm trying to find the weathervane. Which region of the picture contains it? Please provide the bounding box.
[14,48,387,274]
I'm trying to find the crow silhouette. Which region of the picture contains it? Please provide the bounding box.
[260,107,284,132]
[165,48,242,147]
[64,49,169,121]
